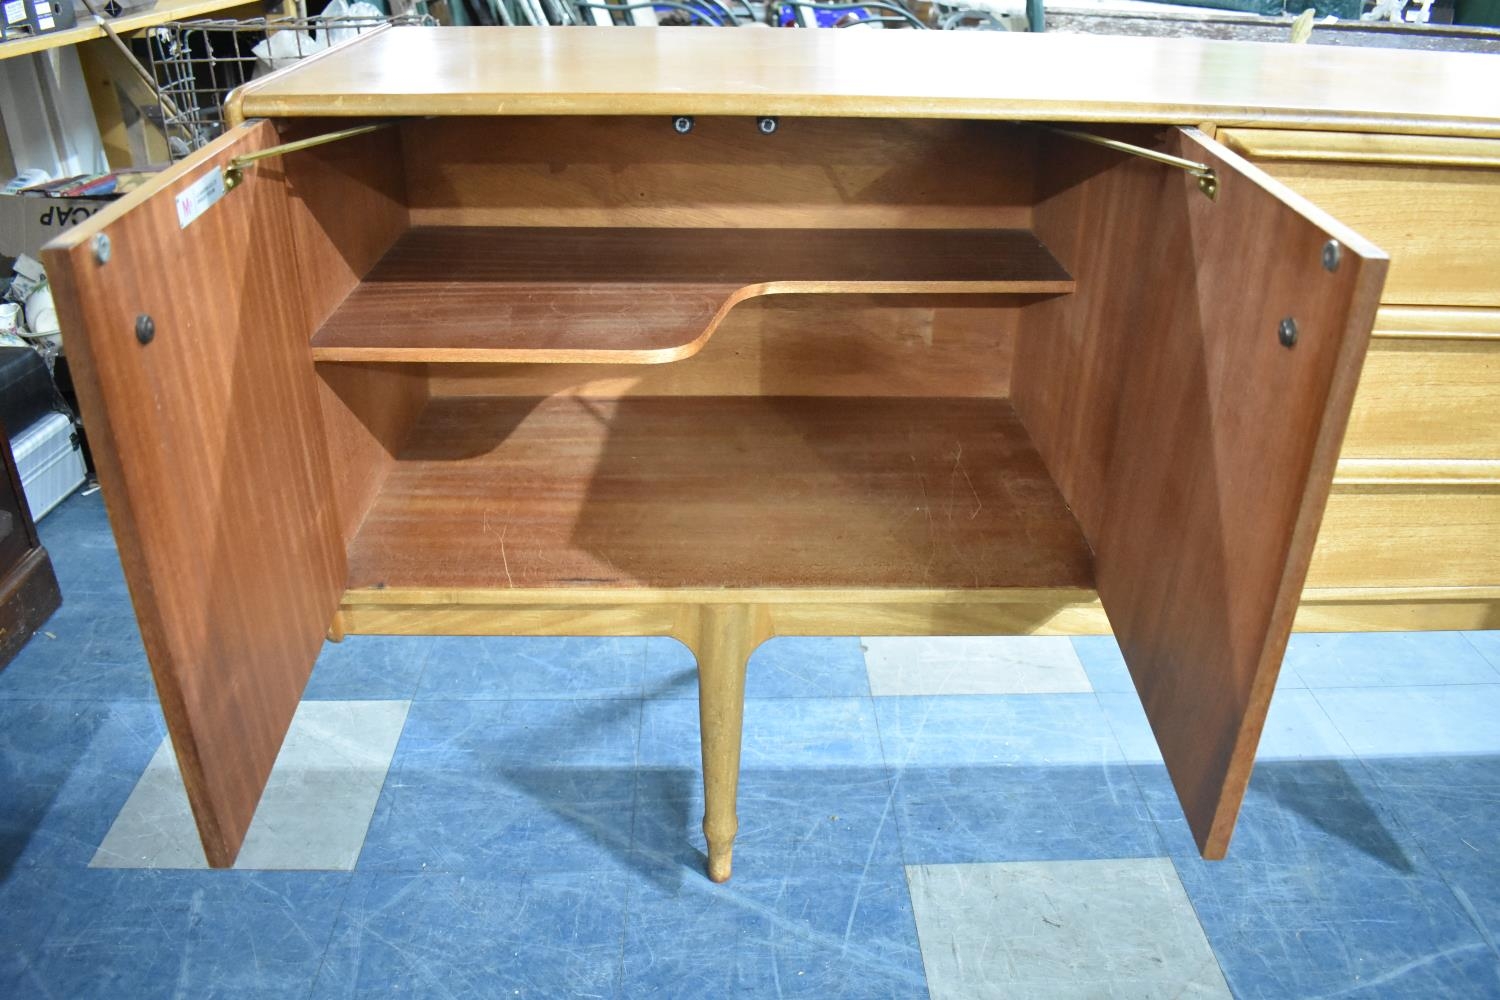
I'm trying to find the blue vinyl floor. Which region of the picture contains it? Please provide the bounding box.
[2,490,1498,999]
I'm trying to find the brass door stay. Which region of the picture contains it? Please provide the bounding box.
[1047,127,1219,199]
[223,122,395,190]
[220,119,1217,201]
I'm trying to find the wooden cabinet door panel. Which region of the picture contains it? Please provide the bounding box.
[43,123,344,867]
[1017,127,1388,858]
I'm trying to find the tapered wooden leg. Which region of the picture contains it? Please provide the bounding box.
[683,604,770,883]
[326,610,346,643]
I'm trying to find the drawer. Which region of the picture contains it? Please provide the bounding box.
[1308,465,1500,588]
[1219,130,1500,308]
[1341,306,1500,460]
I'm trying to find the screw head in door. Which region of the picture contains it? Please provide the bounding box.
[758,116,779,135]
[1322,239,1342,272]
[135,314,155,345]
[1278,317,1298,348]
[92,233,111,264]
[672,116,695,134]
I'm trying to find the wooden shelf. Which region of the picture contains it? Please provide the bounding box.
[345,395,1095,594]
[0,0,256,61]
[310,227,1073,364]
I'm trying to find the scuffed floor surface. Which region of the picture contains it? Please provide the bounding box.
[2,491,1498,998]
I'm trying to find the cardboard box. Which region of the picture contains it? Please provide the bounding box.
[0,193,107,261]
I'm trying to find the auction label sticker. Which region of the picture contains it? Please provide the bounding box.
[175,169,227,230]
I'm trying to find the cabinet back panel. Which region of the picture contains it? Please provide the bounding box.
[398,116,1037,230]
[427,295,1019,399]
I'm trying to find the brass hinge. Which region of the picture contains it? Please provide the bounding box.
[1046,127,1219,200]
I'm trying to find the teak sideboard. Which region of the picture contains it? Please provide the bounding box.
[42,28,1500,882]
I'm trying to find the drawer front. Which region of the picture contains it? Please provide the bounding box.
[1308,478,1500,588]
[1342,307,1500,460]
[1218,130,1500,308]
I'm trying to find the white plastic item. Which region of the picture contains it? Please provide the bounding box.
[11,410,85,521]
[252,29,326,76]
[22,282,60,350]
[323,0,384,45]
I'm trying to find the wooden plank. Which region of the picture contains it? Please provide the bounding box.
[1293,587,1500,632]
[1334,459,1500,485]
[230,28,1500,140]
[334,582,1500,633]
[339,585,1099,607]
[1218,129,1500,168]
[345,396,1095,593]
[1373,304,1500,341]
[1012,127,1386,858]
[0,0,257,61]
[42,123,344,868]
[398,116,1039,231]
[310,227,1072,363]
[1219,133,1500,307]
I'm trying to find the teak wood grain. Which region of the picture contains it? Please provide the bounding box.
[0,423,61,670]
[1013,128,1386,858]
[42,124,345,867]
[1218,129,1500,169]
[310,227,1072,363]
[1309,482,1500,589]
[281,122,430,545]
[398,116,1040,232]
[344,396,1095,593]
[229,27,1500,139]
[428,295,1022,400]
[1343,334,1500,460]
[1219,132,1500,307]
[49,23,1451,879]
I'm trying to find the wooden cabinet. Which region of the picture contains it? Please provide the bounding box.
[39,28,1500,881]
[0,422,61,670]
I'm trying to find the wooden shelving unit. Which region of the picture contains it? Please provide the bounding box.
[310,227,1074,363]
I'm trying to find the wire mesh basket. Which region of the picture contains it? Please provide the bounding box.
[148,12,435,159]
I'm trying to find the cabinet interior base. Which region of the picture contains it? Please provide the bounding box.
[346,394,1095,594]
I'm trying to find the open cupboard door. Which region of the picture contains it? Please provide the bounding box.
[1014,128,1388,858]
[43,123,345,867]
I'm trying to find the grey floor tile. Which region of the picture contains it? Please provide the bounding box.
[1099,689,1353,765]
[1286,631,1498,688]
[1313,684,1500,758]
[1462,630,1500,676]
[87,739,205,869]
[91,700,408,870]
[908,859,1231,1000]
[864,636,1092,696]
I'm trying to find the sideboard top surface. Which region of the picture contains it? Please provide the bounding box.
[232,26,1500,138]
